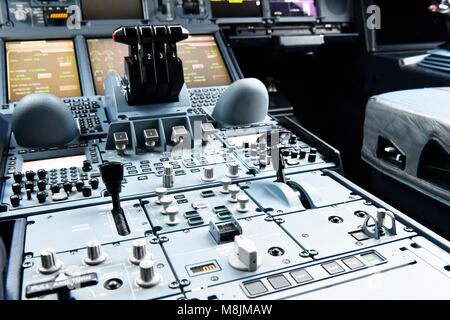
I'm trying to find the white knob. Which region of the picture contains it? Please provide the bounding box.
[14,9,28,22]
[237,194,250,213]
[228,185,240,203]
[220,177,232,194]
[160,196,173,215]
[155,187,168,204]
[165,206,179,226]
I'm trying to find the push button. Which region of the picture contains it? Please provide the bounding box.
[290,269,313,284]
[267,275,291,290]
[342,256,365,270]
[321,261,345,275]
[244,280,268,296]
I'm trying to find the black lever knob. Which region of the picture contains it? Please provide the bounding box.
[75,180,84,192]
[25,181,34,192]
[63,181,73,193]
[82,185,92,197]
[37,191,48,204]
[89,178,99,190]
[50,184,60,194]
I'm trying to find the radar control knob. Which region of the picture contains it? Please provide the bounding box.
[165,206,179,226]
[13,171,23,183]
[37,180,47,191]
[220,177,232,194]
[39,249,63,274]
[155,187,168,204]
[136,259,161,288]
[236,195,250,213]
[25,170,35,181]
[129,239,153,265]
[89,178,99,190]
[83,240,108,265]
[75,180,84,192]
[37,169,47,180]
[10,195,20,208]
[12,183,22,195]
[228,185,240,203]
[160,196,173,215]
[63,181,73,193]
[37,191,48,204]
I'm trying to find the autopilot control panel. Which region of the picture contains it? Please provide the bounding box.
[0,0,449,301]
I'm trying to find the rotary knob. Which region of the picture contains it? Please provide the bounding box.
[13,171,23,183]
[38,248,63,274]
[83,240,108,265]
[25,170,35,181]
[37,169,47,180]
[136,259,161,288]
[12,182,22,195]
[226,163,239,178]
[201,166,215,182]
[37,180,47,192]
[89,178,99,190]
[162,164,174,188]
[129,239,153,265]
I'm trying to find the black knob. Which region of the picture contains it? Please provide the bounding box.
[243,142,249,149]
[282,150,291,157]
[308,148,317,162]
[10,195,20,208]
[13,171,23,183]
[12,183,22,195]
[26,189,32,200]
[291,151,298,159]
[37,191,48,204]
[82,186,92,197]
[299,148,307,159]
[24,181,34,192]
[37,169,47,180]
[50,184,60,194]
[99,162,124,196]
[289,136,297,144]
[89,178,99,190]
[75,180,84,192]
[82,160,92,172]
[37,180,47,191]
[25,170,35,181]
[63,182,73,193]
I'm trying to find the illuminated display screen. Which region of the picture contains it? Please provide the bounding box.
[270,0,317,17]
[189,262,218,274]
[86,38,128,95]
[87,35,232,93]
[210,0,262,18]
[22,154,87,172]
[6,40,82,103]
[177,35,232,88]
[81,0,143,20]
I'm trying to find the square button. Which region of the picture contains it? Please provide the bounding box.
[290,269,313,284]
[342,256,365,270]
[361,252,384,265]
[244,281,268,296]
[322,261,345,275]
[267,275,291,290]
